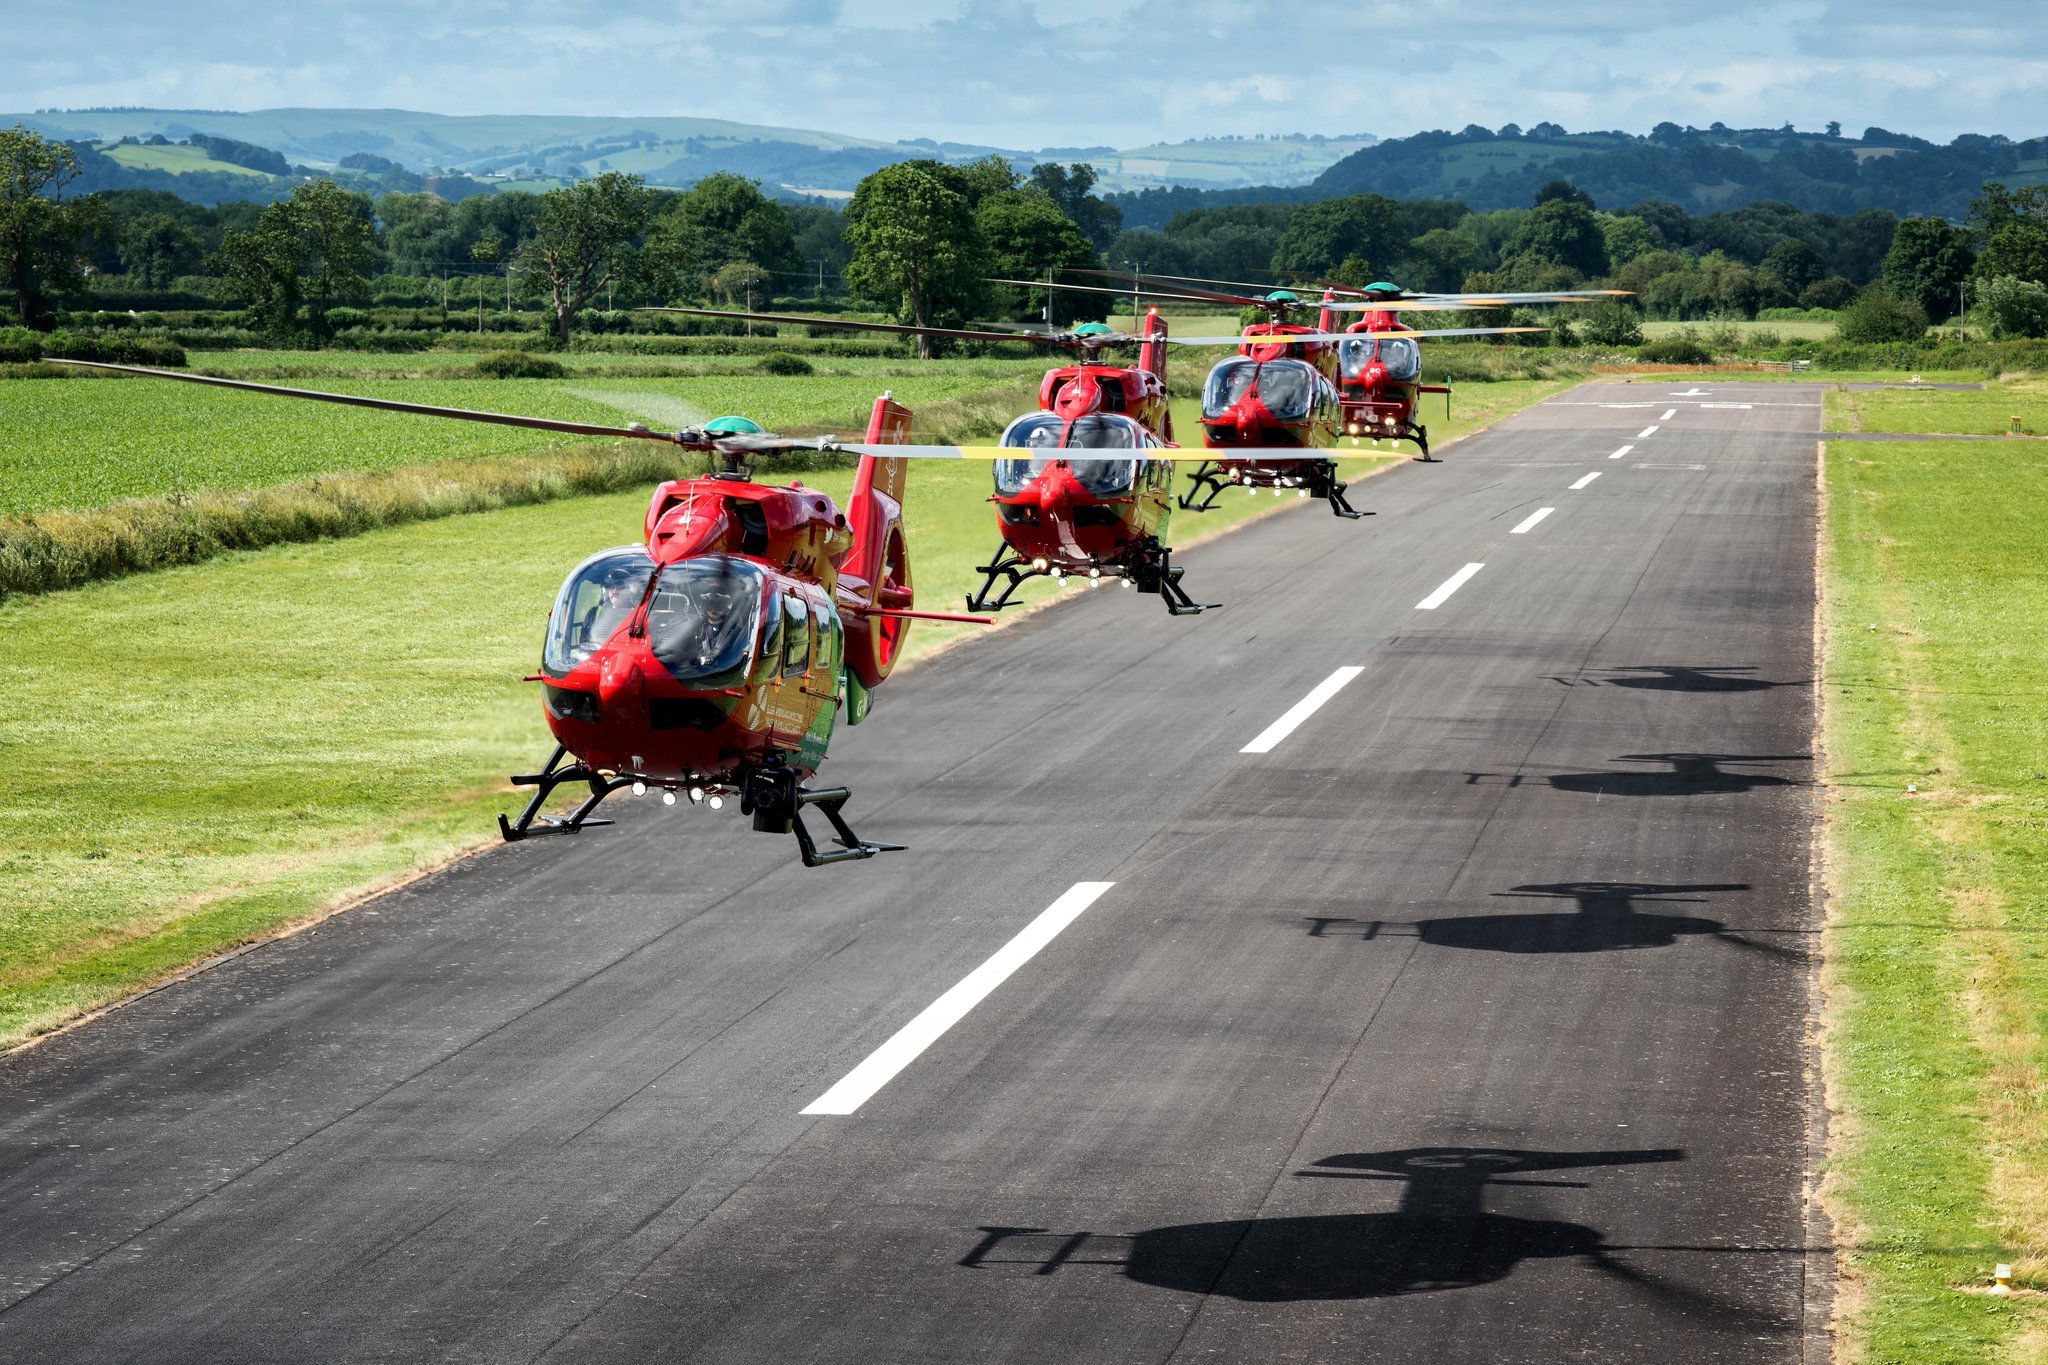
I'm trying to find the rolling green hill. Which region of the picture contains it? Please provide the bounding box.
[13,108,1372,198]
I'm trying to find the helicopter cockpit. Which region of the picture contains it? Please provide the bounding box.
[1337,335,1421,383]
[544,547,768,688]
[1200,357,1327,423]
[993,412,1149,496]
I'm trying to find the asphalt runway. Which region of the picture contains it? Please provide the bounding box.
[0,381,1825,1363]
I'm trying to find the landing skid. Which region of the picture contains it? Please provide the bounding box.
[1179,460,1371,520]
[965,541,1047,612]
[1128,541,1219,616]
[499,746,903,868]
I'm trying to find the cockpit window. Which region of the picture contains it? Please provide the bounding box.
[544,547,654,677]
[994,413,1143,495]
[1338,335,1421,382]
[1201,358,1318,421]
[645,556,768,688]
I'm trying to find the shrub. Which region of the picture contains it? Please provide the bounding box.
[1699,323,1744,356]
[1638,335,1711,364]
[755,350,814,376]
[1801,277,1859,310]
[1835,288,1929,343]
[0,326,42,363]
[1977,275,2048,340]
[1580,300,1645,347]
[471,350,568,379]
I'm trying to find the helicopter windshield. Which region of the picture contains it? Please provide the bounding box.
[645,556,769,688]
[1338,335,1421,382]
[993,413,1142,496]
[544,547,655,676]
[1201,358,1318,422]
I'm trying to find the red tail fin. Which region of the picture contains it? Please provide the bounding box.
[1139,306,1168,381]
[841,392,914,687]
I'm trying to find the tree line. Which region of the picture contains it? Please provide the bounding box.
[6,122,2046,345]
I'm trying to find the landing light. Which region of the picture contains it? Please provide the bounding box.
[689,786,705,804]
[632,779,647,796]
[662,789,677,806]
[708,795,724,810]
[1031,557,1049,572]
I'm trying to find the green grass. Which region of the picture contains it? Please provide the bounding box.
[1642,318,1838,341]
[0,373,1022,516]
[1822,391,2048,1357]
[1826,379,2047,435]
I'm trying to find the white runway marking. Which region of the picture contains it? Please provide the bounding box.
[1608,443,1634,460]
[1242,666,1366,752]
[1510,507,1554,534]
[1672,387,1710,396]
[1415,564,1485,612]
[1660,408,1677,420]
[1569,472,1602,490]
[801,881,1116,1116]
[1597,403,1656,408]
[1636,425,1660,438]
[1700,403,1754,409]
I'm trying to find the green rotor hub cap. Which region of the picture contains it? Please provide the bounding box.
[704,415,763,435]
[1072,322,1114,337]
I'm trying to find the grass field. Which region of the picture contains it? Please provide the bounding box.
[1822,376,2048,1359]
[1642,318,1838,340]
[1826,379,2046,435]
[0,373,1026,515]
[99,142,274,178]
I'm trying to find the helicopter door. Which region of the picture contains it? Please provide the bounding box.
[768,592,813,745]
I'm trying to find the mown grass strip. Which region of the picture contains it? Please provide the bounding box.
[1822,416,2048,1359]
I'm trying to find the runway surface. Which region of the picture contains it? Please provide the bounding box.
[0,381,1825,1363]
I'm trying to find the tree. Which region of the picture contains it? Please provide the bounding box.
[1533,179,1594,209]
[518,171,651,347]
[1270,193,1400,276]
[1800,276,1857,310]
[644,172,798,302]
[1761,238,1825,294]
[1826,121,1842,138]
[216,179,375,341]
[1396,227,1483,293]
[1029,162,1122,249]
[118,212,202,289]
[977,190,1103,323]
[1503,198,1609,276]
[1879,218,1974,320]
[1834,286,1928,342]
[1977,275,2048,338]
[843,161,987,358]
[0,126,103,327]
[1599,214,1659,267]
[1968,182,2048,285]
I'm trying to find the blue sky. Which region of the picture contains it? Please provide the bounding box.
[6,0,2043,147]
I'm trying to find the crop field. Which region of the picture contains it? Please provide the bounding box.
[1641,318,1837,341]
[98,142,273,177]
[189,349,1052,382]
[0,372,1024,515]
[1821,373,2048,1357]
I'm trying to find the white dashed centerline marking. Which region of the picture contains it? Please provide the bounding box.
[1660,408,1677,420]
[1510,507,1554,534]
[1608,443,1634,460]
[801,881,1116,1116]
[1415,563,1486,612]
[1636,425,1660,439]
[1242,666,1366,753]
[1569,472,1601,490]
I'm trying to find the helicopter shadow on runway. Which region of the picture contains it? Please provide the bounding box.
[1303,882,1806,958]
[962,1147,1793,1327]
[1545,665,1807,694]
[1466,752,1811,798]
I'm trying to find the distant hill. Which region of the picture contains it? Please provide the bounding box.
[10,108,1374,200]
[1310,122,2048,219]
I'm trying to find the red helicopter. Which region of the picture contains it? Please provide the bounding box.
[650,303,1342,614]
[53,359,988,867]
[1003,273,1543,515]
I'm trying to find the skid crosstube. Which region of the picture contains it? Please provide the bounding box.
[499,747,904,868]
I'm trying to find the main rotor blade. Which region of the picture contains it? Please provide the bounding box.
[1061,266,1322,301]
[47,360,692,442]
[642,305,1059,347]
[1325,289,1630,311]
[1166,326,1546,344]
[835,443,1410,463]
[985,277,1250,308]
